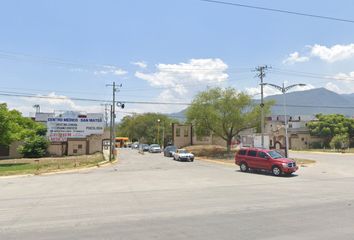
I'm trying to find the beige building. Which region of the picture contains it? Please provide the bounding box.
[265,115,323,150]
[172,123,227,148]
[172,115,324,151]
[48,129,110,157]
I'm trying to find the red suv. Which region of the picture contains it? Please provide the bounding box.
[235,148,298,176]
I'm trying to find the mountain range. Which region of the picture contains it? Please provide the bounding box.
[265,88,354,116]
[169,88,354,121]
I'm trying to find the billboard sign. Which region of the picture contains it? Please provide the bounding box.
[47,114,104,142]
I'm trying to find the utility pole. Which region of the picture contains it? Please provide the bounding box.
[106,82,122,160]
[101,103,110,128]
[255,65,271,149]
[109,104,113,161]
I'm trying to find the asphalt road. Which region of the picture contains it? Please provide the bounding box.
[1,149,354,240]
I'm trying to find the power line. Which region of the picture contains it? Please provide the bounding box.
[273,104,354,109]
[0,49,252,73]
[2,91,354,110]
[271,68,354,82]
[200,0,354,24]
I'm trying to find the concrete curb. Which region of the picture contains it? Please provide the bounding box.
[290,150,354,156]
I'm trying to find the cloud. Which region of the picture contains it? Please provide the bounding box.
[1,92,103,117]
[284,43,354,64]
[94,65,127,76]
[131,61,147,68]
[310,44,354,63]
[283,52,309,65]
[325,82,345,94]
[325,72,354,94]
[332,71,354,82]
[135,58,228,94]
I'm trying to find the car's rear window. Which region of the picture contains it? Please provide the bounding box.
[238,149,247,155]
[247,150,257,157]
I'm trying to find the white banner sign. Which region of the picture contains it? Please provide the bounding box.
[47,115,104,142]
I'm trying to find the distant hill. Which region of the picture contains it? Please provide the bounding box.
[342,93,354,104]
[168,88,354,121]
[265,88,354,116]
[168,108,187,121]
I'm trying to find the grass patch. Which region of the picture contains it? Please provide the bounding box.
[0,153,104,176]
[185,145,236,159]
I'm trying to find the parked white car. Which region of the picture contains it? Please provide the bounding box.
[149,144,161,153]
[173,149,194,162]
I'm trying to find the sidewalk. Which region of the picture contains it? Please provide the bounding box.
[103,148,119,161]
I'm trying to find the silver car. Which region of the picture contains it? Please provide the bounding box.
[149,144,161,153]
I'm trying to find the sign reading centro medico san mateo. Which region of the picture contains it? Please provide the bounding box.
[47,113,104,142]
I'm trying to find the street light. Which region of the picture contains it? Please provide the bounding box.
[260,82,306,157]
[157,119,161,145]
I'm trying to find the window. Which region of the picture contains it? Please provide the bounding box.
[184,129,189,137]
[238,149,247,155]
[176,128,180,137]
[268,150,283,159]
[247,150,257,157]
[78,144,82,149]
[73,149,78,154]
[258,151,268,159]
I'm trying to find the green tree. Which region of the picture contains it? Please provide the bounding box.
[186,87,273,152]
[307,114,354,147]
[0,103,12,145]
[18,135,49,158]
[117,113,178,144]
[0,103,49,157]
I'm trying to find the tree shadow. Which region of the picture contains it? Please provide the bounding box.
[0,163,30,168]
[235,169,298,178]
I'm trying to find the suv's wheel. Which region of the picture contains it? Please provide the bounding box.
[240,162,249,172]
[272,166,282,176]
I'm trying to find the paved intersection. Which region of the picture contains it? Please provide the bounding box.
[0,149,353,239]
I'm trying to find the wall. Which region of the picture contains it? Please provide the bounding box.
[173,124,192,148]
[172,124,226,148]
[67,139,87,156]
[0,141,23,159]
[48,143,67,157]
[87,134,103,154]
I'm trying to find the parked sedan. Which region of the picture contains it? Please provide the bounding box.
[163,145,177,157]
[149,144,162,153]
[139,144,150,152]
[173,149,194,162]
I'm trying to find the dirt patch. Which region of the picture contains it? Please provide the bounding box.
[185,145,236,159]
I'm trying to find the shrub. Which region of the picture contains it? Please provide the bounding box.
[309,141,323,149]
[330,134,349,150]
[18,135,49,158]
